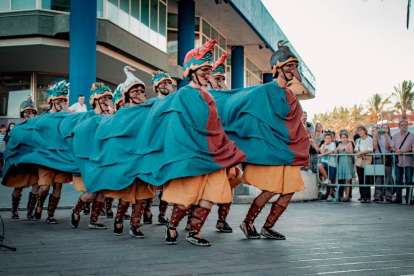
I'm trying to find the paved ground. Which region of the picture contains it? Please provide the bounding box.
[1,200,414,276]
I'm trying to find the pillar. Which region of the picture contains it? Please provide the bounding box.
[177,0,195,88]
[231,46,244,89]
[263,73,273,84]
[69,0,97,107]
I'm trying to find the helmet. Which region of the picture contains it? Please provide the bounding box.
[183,40,217,78]
[19,96,37,118]
[151,71,172,92]
[89,82,113,105]
[270,40,299,76]
[46,79,69,104]
[212,54,228,77]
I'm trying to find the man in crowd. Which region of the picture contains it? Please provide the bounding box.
[0,124,6,174]
[390,120,414,204]
[69,95,87,113]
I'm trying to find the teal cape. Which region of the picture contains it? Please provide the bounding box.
[210,81,309,166]
[3,86,246,193]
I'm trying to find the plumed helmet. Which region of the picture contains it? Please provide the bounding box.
[117,66,145,103]
[151,71,172,92]
[89,82,113,105]
[19,96,37,118]
[270,40,299,76]
[212,54,227,77]
[46,79,70,104]
[183,40,217,78]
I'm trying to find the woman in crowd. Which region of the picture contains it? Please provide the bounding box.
[2,123,15,151]
[354,125,373,203]
[335,131,354,202]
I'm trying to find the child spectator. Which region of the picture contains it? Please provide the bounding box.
[318,132,337,201]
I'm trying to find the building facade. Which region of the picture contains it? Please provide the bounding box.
[0,0,316,126]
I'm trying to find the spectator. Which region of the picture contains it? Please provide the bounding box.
[2,123,15,151]
[331,130,340,147]
[309,123,324,173]
[390,120,414,204]
[302,111,314,135]
[318,132,337,201]
[335,132,354,202]
[69,95,87,113]
[355,125,373,203]
[0,124,7,174]
[372,125,393,203]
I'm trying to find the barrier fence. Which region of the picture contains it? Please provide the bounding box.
[316,152,414,204]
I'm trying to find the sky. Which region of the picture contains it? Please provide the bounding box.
[261,0,414,120]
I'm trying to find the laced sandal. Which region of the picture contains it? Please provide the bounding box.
[70,209,81,229]
[130,226,145,238]
[11,211,19,219]
[89,222,108,230]
[46,217,59,224]
[11,195,21,219]
[143,211,153,224]
[165,225,178,245]
[113,219,124,236]
[26,192,37,220]
[240,221,260,239]
[123,212,131,220]
[216,220,233,233]
[186,232,211,247]
[260,226,286,240]
[158,214,169,225]
[35,194,48,221]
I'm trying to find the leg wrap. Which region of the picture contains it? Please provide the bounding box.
[244,202,264,224]
[105,197,114,212]
[189,206,211,235]
[115,199,130,223]
[159,200,169,215]
[144,197,153,212]
[131,199,146,227]
[37,194,48,209]
[73,197,88,214]
[217,203,231,221]
[169,205,188,228]
[27,192,37,216]
[90,200,104,223]
[264,202,287,228]
[11,194,21,214]
[47,195,60,217]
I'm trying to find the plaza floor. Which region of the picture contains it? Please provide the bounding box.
[1,198,413,276]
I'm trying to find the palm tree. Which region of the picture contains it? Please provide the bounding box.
[366,93,393,124]
[393,80,414,120]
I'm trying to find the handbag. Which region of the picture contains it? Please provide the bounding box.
[356,155,373,168]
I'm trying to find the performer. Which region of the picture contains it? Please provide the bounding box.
[239,41,308,240]
[69,82,114,230]
[162,40,246,246]
[35,80,72,224]
[3,97,39,219]
[106,66,153,239]
[143,70,174,225]
[185,55,243,233]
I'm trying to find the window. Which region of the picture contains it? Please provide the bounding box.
[97,0,103,17]
[245,57,263,87]
[107,0,118,23]
[159,1,166,36]
[119,0,129,30]
[0,73,32,117]
[11,0,36,10]
[150,0,158,32]
[130,0,140,36]
[141,0,149,27]
[167,30,178,65]
[42,0,70,12]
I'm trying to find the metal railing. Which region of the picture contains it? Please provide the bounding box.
[316,152,414,204]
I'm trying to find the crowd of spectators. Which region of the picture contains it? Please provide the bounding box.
[302,112,414,204]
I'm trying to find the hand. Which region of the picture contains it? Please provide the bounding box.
[384,133,389,139]
[396,149,403,155]
[318,154,322,158]
[355,152,361,157]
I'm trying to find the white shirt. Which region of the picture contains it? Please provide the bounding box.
[355,136,374,153]
[69,102,87,113]
[320,142,337,167]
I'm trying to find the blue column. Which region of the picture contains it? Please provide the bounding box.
[69,0,97,107]
[177,0,195,88]
[231,46,244,89]
[263,73,273,84]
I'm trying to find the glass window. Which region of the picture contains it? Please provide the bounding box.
[107,0,118,23]
[11,0,36,10]
[0,0,10,12]
[159,1,166,36]
[167,30,178,65]
[219,36,226,49]
[141,0,149,27]
[195,17,200,32]
[0,73,32,117]
[119,0,129,30]
[202,19,210,37]
[97,0,103,17]
[167,13,178,29]
[131,0,140,20]
[211,27,218,41]
[150,0,158,32]
[42,0,70,12]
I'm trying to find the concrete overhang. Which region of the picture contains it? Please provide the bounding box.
[0,37,163,98]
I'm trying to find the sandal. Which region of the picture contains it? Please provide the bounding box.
[143,211,153,224]
[113,219,124,236]
[165,225,178,245]
[186,232,211,247]
[260,226,286,240]
[158,214,169,225]
[239,221,260,239]
[130,226,145,238]
[69,209,81,229]
[216,220,233,233]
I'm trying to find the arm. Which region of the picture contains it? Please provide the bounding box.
[344,142,354,154]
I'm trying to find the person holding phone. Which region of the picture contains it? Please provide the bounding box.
[372,126,392,202]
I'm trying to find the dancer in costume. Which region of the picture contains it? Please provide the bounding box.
[106,66,153,239]
[69,82,114,230]
[35,80,72,224]
[185,55,243,233]
[239,41,309,240]
[162,40,246,246]
[142,70,174,225]
[3,97,39,219]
